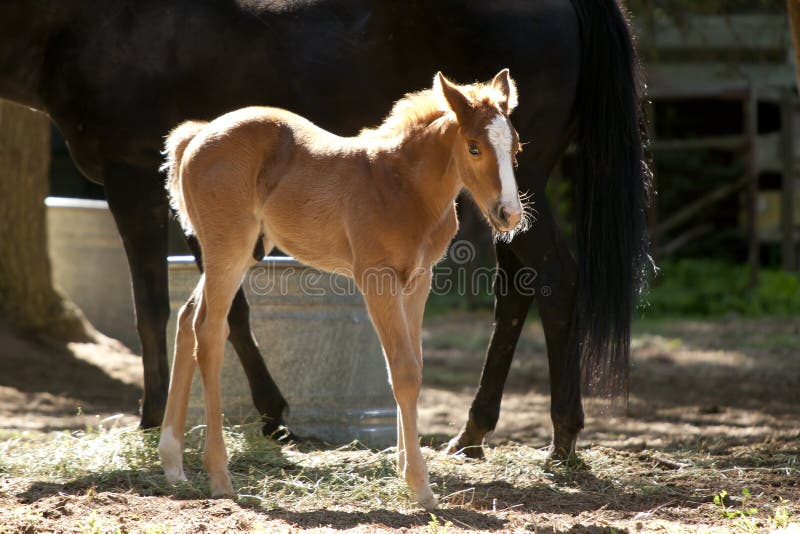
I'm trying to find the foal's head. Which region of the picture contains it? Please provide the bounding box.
[435,70,525,234]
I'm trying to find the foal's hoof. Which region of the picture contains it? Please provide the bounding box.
[158,430,187,483]
[416,490,439,512]
[210,472,235,498]
[164,468,188,484]
[444,420,487,459]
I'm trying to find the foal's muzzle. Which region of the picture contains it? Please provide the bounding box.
[489,201,522,232]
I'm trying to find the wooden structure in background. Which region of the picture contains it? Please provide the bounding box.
[638,14,799,276]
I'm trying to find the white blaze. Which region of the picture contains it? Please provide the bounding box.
[486,115,521,210]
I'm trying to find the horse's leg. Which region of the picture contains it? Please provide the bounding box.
[511,185,584,461]
[158,284,201,482]
[531,242,583,461]
[184,236,292,439]
[228,289,293,439]
[399,270,432,473]
[104,169,170,428]
[446,175,583,461]
[445,244,534,458]
[361,273,437,511]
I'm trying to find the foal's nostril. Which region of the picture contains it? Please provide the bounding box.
[496,205,509,225]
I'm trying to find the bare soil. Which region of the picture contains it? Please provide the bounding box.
[0,314,798,532]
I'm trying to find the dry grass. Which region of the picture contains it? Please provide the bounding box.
[0,418,797,533]
[1,316,799,532]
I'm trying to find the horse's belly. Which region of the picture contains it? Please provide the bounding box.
[263,218,353,276]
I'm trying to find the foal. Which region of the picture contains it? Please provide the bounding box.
[158,69,526,510]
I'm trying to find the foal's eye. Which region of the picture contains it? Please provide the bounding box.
[468,141,481,156]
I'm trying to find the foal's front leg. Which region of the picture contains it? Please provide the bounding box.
[361,273,437,511]
[399,270,432,473]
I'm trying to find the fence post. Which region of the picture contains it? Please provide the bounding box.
[744,87,760,286]
[780,87,797,270]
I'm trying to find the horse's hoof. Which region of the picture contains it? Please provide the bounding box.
[262,421,300,443]
[444,436,486,459]
[444,421,487,459]
[139,412,164,430]
[416,490,439,512]
[139,397,167,430]
[545,434,578,460]
[544,439,585,470]
[209,473,235,498]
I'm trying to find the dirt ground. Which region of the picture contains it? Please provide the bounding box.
[0,313,798,532]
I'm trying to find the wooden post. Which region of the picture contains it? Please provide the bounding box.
[744,87,760,286]
[780,88,796,270]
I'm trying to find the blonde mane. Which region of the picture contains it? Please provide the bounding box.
[358,89,444,139]
[359,79,513,139]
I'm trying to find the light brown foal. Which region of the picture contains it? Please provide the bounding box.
[158,69,526,510]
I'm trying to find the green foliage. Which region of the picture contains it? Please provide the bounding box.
[712,489,758,533]
[427,513,454,533]
[713,489,758,520]
[642,260,800,317]
[709,488,795,534]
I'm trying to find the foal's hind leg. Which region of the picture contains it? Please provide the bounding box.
[184,236,293,440]
[190,217,261,497]
[195,255,257,497]
[158,284,202,482]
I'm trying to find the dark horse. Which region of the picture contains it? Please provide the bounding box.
[0,0,648,459]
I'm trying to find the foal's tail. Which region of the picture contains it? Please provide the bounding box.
[161,120,208,235]
[569,0,652,403]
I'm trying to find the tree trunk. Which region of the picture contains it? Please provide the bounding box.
[0,99,92,341]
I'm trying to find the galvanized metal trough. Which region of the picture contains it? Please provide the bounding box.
[46,197,395,446]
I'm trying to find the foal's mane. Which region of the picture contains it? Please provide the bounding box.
[359,80,507,140]
[358,89,445,139]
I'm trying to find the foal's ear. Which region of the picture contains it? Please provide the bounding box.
[491,68,519,114]
[434,72,473,123]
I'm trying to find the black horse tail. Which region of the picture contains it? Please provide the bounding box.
[161,120,207,236]
[569,0,652,403]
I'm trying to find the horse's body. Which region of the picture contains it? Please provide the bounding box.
[159,73,525,508]
[0,0,648,459]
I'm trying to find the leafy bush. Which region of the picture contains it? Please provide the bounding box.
[641,260,800,317]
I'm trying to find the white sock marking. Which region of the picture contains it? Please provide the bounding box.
[158,425,187,482]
